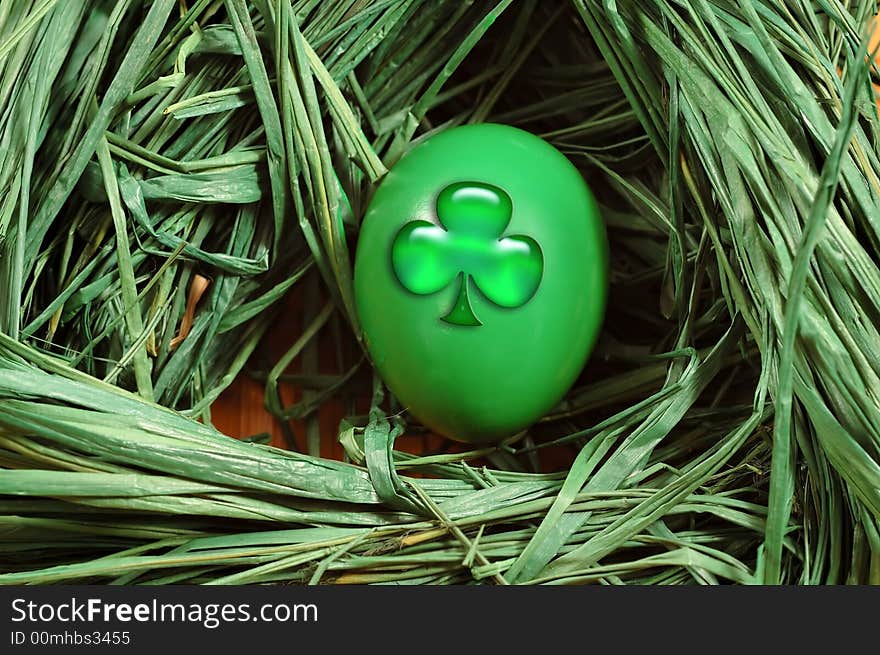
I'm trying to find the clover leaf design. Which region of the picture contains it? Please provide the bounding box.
[391,181,544,326]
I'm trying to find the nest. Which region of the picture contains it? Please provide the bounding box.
[1,0,879,585]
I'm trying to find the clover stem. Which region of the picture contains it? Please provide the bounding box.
[442,273,482,326]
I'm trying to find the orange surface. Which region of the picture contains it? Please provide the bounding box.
[209,281,456,460]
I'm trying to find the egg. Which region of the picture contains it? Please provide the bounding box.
[354,123,608,443]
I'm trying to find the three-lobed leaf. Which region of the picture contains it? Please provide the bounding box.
[391,181,544,325]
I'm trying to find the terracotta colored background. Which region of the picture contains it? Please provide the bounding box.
[209,277,456,460]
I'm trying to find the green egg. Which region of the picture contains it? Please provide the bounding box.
[354,123,608,443]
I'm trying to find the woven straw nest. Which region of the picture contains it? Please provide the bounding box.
[1,0,879,585]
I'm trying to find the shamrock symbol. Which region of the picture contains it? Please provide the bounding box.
[391,181,544,326]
